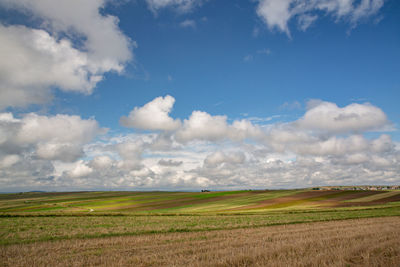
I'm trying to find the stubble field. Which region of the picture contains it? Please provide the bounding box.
[1,189,399,266]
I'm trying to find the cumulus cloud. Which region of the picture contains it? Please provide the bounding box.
[371,134,394,153]
[203,151,246,168]
[121,96,389,147]
[90,156,114,170]
[0,0,132,108]
[291,135,371,156]
[0,111,107,190]
[176,111,229,142]
[0,155,20,168]
[1,98,398,191]
[257,0,292,36]
[67,161,93,178]
[0,112,105,162]
[175,111,263,143]
[296,101,390,134]
[116,141,145,170]
[36,143,84,162]
[256,0,385,36]
[158,159,183,167]
[120,95,181,131]
[0,25,94,108]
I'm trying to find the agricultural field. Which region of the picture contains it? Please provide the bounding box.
[2,217,399,266]
[2,189,400,214]
[1,189,400,266]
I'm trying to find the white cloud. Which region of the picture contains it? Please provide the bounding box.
[90,156,114,170]
[175,111,263,143]
[257,0,292,36]
[344,153,369,165]
[371,134,394,153]
[145,0,205,13]
[256,0,385,36]
[67,160,93,178]
[180,19,196,28]
[0,0,132,108]
[280,100,302,110]
[230,119,264,141]
[121,97,388,148]
[17,113,103,144]
[0,112,105,162]
[243,55,253,62]
[158,159,183,167]
[203,151,245,168]
[296,101,390,134]
[0,155,20,168]
[292,135,370,156]
[297,14,318,31]
[120,95,181,131]
[0,25,96,108]
[116,141,144,170]
[265,125,315,152]
[257,48,271,55]
[176,111,229,142]
[36,143,84,162]
[0,98,399,191]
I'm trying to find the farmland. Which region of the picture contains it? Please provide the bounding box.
[2,189,400,214]
[1,189,400,266]
[2,217,399,266]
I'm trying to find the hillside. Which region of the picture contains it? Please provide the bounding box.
[1,189,400,214]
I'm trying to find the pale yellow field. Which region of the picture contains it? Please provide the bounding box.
[1,216,399,267]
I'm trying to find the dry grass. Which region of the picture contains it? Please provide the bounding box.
[1,217,399,267]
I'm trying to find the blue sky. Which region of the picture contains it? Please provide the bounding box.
[0,0,399,191]
[51,0,400,129]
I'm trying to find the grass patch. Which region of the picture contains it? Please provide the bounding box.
[1,205,399,245]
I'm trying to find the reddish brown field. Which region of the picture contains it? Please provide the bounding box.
[1,216,399,267]
[230,190,386,210]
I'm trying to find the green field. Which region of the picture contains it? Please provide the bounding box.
[1,189,400,246]
[2,189,399,214]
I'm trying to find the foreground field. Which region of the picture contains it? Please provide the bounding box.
[1,205,400,245]
[2,217,399,266]
[1,190,400,245]
[1,190,399,266]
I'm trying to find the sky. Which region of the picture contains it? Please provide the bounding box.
[0,0,399,192]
